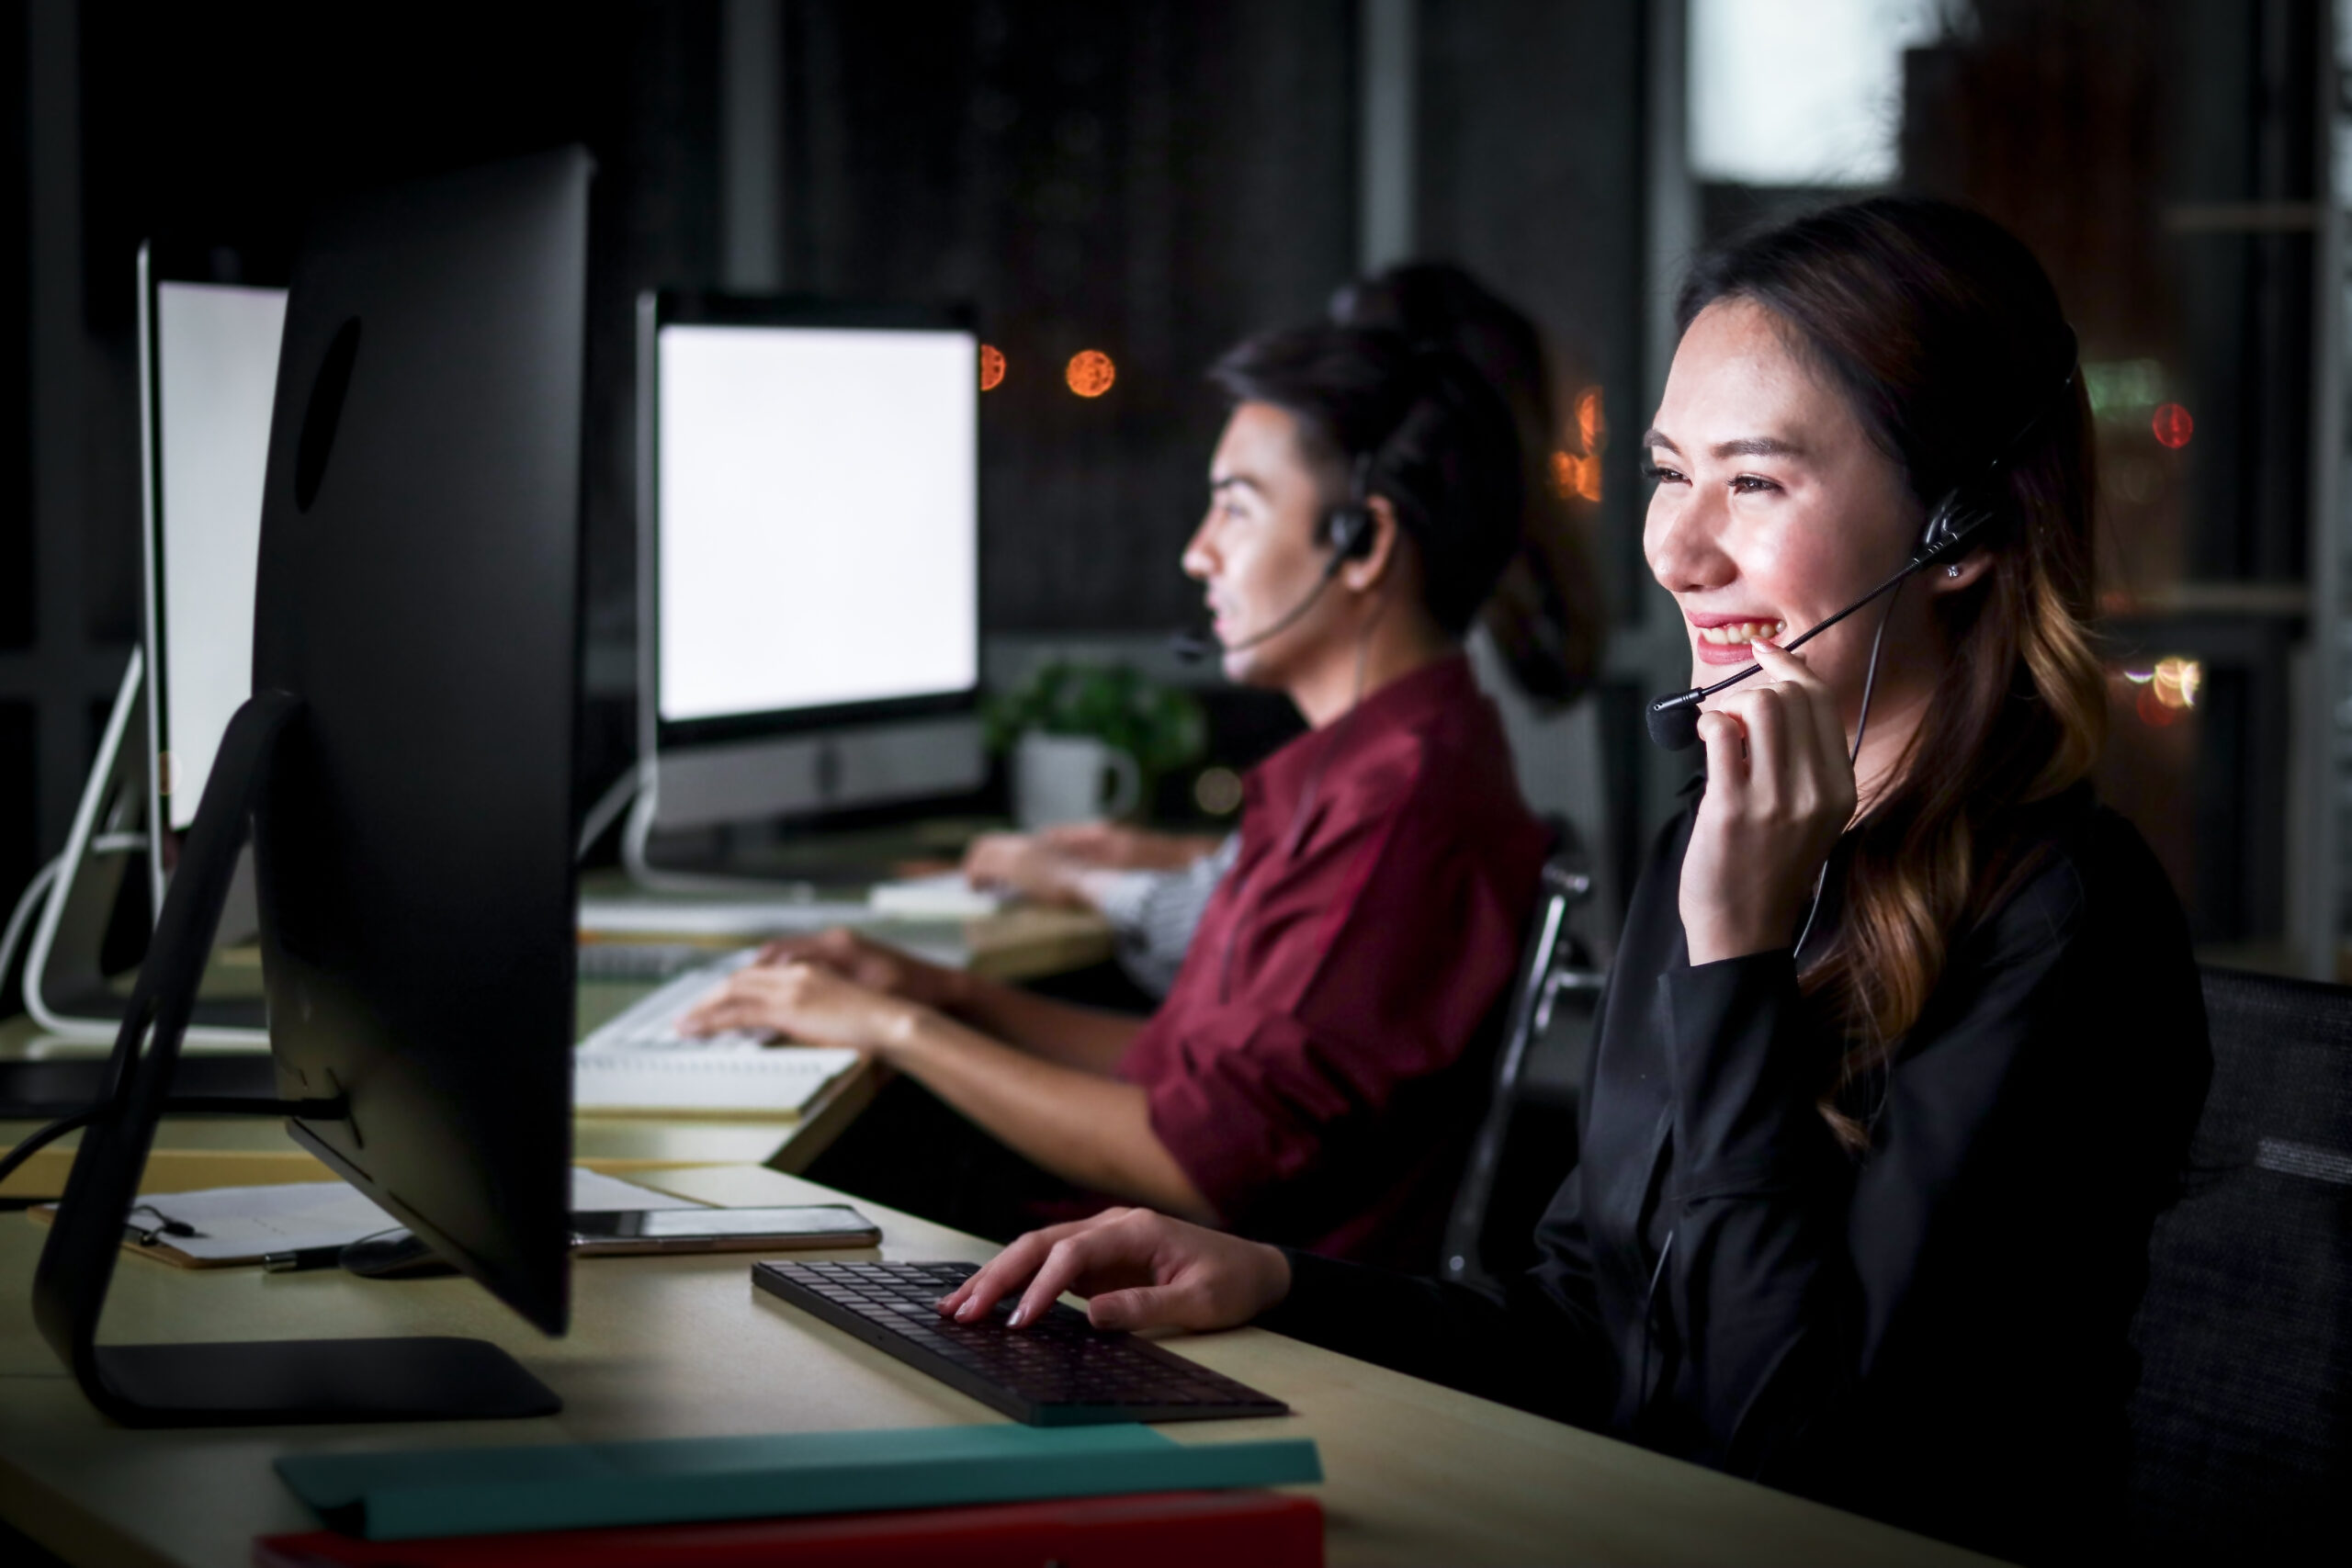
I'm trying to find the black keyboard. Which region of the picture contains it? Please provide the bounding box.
[752,1259,1289,1427]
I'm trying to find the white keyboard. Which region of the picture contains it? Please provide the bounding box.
[574,1049,860,1117]
[577,950,772,1054]
[575,931,967,1055]
[573,950,869,1117]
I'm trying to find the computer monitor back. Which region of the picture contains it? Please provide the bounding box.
[250,148,590,1337]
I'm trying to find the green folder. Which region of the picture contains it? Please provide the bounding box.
[276,1424,1323,1540]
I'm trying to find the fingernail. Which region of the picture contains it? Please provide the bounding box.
[956,1300,980,1320]
[1006,1306,1027,1327]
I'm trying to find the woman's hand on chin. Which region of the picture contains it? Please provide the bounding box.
[936,1208,1292,1333]
[1681,638,1857,965]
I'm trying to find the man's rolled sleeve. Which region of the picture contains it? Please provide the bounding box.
[1122,1004,1360,1224]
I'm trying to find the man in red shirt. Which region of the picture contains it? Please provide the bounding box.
[684,323,1553,1269]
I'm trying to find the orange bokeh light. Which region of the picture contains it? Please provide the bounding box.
[1066,350,1116,398]
[2152,402,2193,449]
[979,344,1006,391]
[1550,386,1606,502]
[1551,450,1602,503]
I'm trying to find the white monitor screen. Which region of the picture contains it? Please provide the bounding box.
[656,322,978,726]
[153,281,287,830]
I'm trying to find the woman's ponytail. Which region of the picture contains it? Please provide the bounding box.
[1482,468,1604,708]
[1332,262,1605,708]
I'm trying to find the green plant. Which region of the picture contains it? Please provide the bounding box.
[982,661,1207,778]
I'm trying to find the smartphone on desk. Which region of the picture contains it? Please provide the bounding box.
[569,1204,881,1256]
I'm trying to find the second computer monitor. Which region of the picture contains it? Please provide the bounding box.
[634,294,983,852]
[137,251,288,880]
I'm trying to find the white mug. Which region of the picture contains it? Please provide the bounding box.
[1014,732,1142,829]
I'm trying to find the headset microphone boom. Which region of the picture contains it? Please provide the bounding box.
[1642,491,1997,750]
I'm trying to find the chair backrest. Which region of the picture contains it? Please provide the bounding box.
[2125,965,2352,1558]
[1441,828,1607,1286]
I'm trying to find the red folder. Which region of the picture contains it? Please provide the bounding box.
[254,1489,1323,1568]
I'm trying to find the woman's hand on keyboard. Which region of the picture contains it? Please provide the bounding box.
[677,958,919,1053]
[754,928,966,1011]
[939,1208,1292,1334]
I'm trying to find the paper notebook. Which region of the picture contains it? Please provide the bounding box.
[866,872,1003,919]
[572,1049,862,1118]
[276,1425,1324,1541]
[577,898,871,940]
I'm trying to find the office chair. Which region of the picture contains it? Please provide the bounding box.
[2125,965,2352,1559]
[1441,826,1608,1288]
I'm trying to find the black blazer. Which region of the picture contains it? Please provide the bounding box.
[1264,780,2211,1563]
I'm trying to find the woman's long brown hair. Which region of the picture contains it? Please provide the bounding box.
[1676,198,2108,1152]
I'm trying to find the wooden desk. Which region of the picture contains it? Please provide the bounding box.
[0,902,1114,1200]
[572,903,1116,990]
[0,1164,1991,1567]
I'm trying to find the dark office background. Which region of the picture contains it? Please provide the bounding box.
[0,0,2344,991]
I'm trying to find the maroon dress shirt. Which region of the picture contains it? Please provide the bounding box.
[1114,653,1546,1269]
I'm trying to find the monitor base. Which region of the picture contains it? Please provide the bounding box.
[88,1337,560,1427]
[31,692,571,1431]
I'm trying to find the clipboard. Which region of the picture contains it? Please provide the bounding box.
[27,1169,704,1269]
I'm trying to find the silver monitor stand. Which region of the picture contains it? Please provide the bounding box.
[20,650,266,1045]
[616,715,985,892]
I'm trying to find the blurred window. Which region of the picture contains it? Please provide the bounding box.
[1689,0,1943,187]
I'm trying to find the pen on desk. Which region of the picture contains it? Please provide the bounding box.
[126,1202,200,1246]
[261,1244,346,1273]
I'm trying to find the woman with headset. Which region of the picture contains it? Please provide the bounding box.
[685,323,1555,1270]
[941,198,2211,1562]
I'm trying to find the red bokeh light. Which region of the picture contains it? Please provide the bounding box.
[2152,402,2193,449]
[979,344,1006,391]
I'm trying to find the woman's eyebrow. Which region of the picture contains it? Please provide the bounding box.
[1640,430,1807,460]
[1712,435,1805,459]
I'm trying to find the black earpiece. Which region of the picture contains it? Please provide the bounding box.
[1319,452,1379,562]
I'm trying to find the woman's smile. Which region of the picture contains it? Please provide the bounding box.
[1686,612,1789,662]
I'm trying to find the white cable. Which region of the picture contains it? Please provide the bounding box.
[575,763,644,862]
[0,857,63,1014]
[17,830,153,1037]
